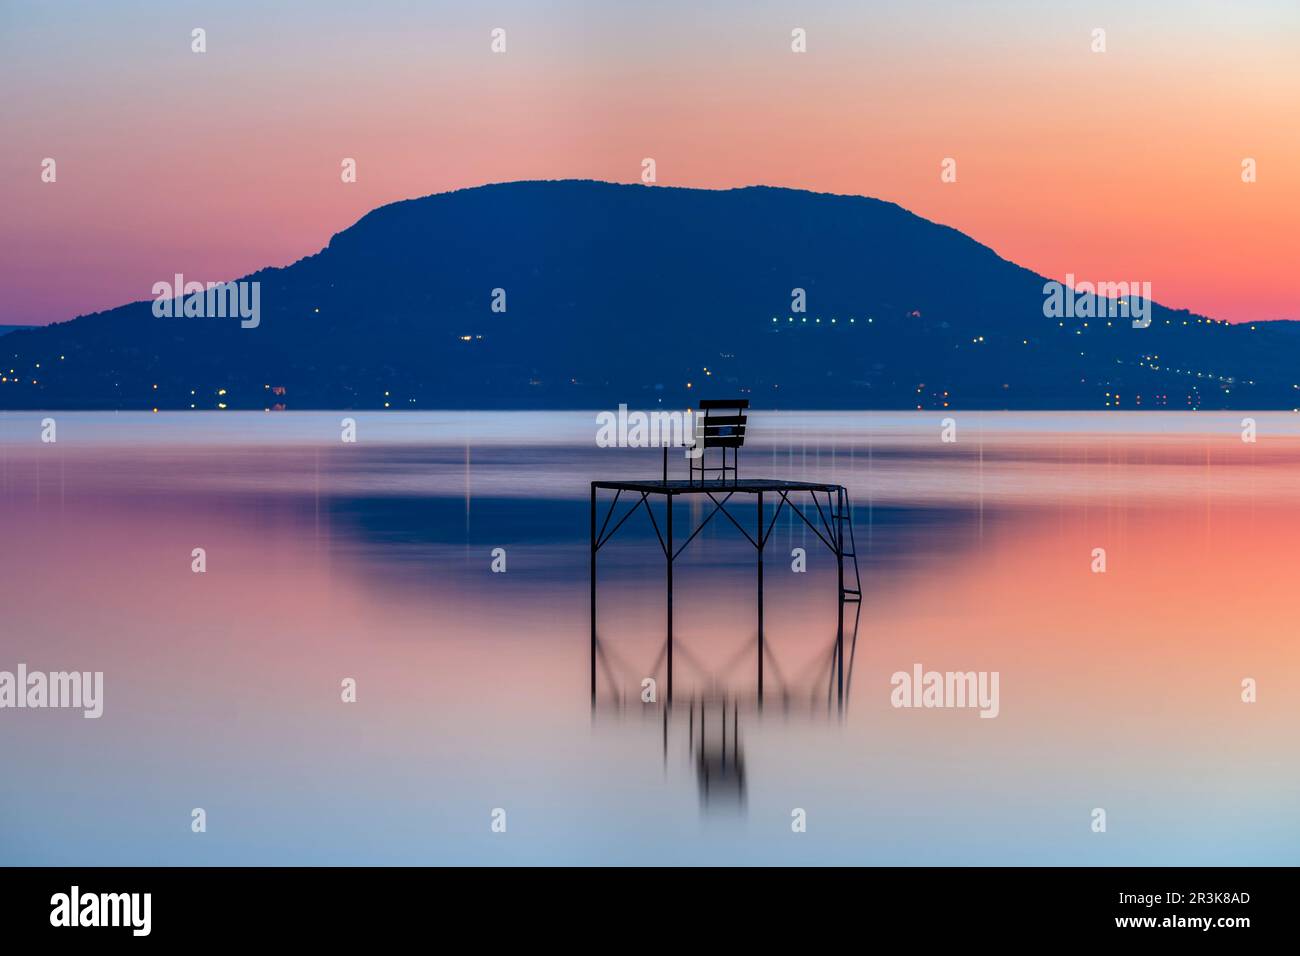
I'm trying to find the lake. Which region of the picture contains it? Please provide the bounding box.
[1,411,1296,864]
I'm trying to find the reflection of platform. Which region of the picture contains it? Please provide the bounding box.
[590,678,855,815]
[590,589,860,816]
[590,476,862,704]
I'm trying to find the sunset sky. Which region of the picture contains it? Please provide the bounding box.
[2,0,1297,326]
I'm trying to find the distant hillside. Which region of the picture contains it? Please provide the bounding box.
[2,179,1295,410]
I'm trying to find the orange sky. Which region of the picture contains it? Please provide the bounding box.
[1,0,1296,325]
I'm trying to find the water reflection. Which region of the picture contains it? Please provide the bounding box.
[593,595,861,815]
[690,697,746,812]
[3,412,1299,863]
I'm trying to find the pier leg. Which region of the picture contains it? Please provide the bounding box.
[590,484,597,703]
[836,488,844,703]
[757,491,764,705]
[666,493,674,704]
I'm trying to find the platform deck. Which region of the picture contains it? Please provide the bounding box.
[591,477,844,495]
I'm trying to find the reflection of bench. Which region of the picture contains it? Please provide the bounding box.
[689,398,748,485]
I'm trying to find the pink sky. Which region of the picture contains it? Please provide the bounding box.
[1,0,1297,325]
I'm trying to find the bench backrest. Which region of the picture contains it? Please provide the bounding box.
[696,398,748,448]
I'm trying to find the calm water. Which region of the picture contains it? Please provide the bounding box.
[1,411,1297,865]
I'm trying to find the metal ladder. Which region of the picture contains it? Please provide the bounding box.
[833,490,862,604]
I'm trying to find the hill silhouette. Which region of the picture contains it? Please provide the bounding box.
[3,179,1295,410]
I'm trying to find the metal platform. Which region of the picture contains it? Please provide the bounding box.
[592,478,844,494]
[589,476,862,705]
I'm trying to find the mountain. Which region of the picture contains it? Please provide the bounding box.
[2,179,1296,410]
